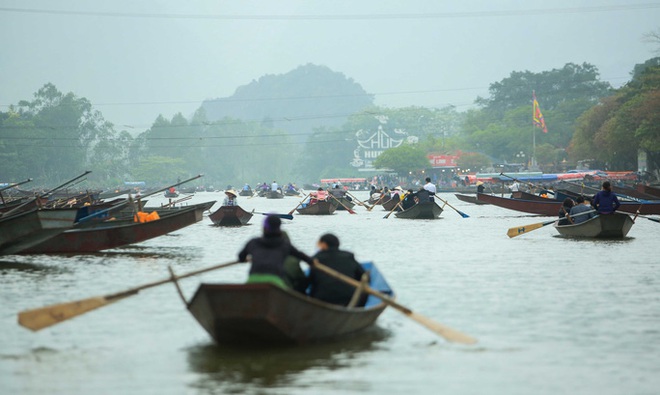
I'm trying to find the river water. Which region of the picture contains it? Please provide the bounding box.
[1,191,658,395]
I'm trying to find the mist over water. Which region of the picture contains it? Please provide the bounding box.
[2,192,659,394]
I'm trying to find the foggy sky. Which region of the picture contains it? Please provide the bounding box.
[1,0,658,133]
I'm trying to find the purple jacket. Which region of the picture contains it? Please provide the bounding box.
[592,190,621,214]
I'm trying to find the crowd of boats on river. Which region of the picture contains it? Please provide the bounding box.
[2,168,660,346]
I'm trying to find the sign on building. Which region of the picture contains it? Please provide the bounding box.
[350,115,415,170]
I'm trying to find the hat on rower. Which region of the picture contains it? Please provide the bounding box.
[394,186,403,191]
[476,181,484,186]
[225,189,238,197]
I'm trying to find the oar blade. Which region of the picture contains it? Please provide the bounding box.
[18,296,114,331]
[506,220,553,238]
[407,311,478,345]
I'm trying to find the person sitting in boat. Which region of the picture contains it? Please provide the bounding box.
[223,189,238,206]
[415,187,431,203]
[238,215,314,288]
[271,180,279,192]
[509,181,520,192]
[281,231,309,294]
[390,186,403,201]
[309,233,367,307]
[569,196,596,224]
[592,181,621,214]
[557,197,575,225]
[476,181,485,194]
[242,184,251,192]
[401,189,416,210]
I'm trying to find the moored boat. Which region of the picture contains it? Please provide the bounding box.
[20,204,205,254]
[186,262,392,344]
[296,201,336,215]
[0,208,79,255]
[394,201,443,219]
[553,212,634,238]
[454,193,489,205]
[477,193,660,215]
[209,205,253,226]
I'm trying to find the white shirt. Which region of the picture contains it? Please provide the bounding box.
[271,182,279,190]
[423,182,436,195]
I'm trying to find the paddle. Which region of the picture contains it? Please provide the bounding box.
[434,195,469,218]
[344,191,370,209]
[367,191,387,211]
[287,192,309,215]
[250,209,294,220]
[17,260,243,331]
[77,174,203,223]
[311,260,477,345]
[383,197,405,219]
[507,209,597,238]
[328,193,357,214]
[0,178,33,193]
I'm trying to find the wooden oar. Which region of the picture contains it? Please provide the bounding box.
[507,209,597,238]
[383,199,404,219]
[287,192,308,215]
[345,191,370,209]
[17,260,243,331]
[311,260,477,345]
[250,209,294,220]
[434,195,469,218]
[367,192,387,211]
[328,194,357,214]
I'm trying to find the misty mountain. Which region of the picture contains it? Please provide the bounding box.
[200,64,374,141]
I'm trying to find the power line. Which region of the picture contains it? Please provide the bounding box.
[1,4,658,20]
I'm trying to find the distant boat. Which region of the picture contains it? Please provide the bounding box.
[394,201,443,219]
[296,201,336,215]
[208,205,253,226]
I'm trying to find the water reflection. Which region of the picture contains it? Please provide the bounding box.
[186,326,390,394]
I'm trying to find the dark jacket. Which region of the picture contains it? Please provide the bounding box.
[310,248,366,306]
[238,234,313,280]
[592,190,621,214]
[401,194,416,210]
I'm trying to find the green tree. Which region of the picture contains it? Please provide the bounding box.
[373,144,430,174]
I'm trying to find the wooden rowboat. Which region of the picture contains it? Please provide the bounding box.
[265,190,284,199]
[329,196,356,210]
[477,193,660,215]
[553,212,634,238]
[381,197,401,211]
[394,201,443,219]
[0,208,79,255]
[296,201,336,215]
[20,204,205,254]
[238,189,253,197]
[186,262,392,344]
[454,193,488,205]
[208,205,253,226]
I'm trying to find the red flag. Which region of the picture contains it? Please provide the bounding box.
[532,91,548,133]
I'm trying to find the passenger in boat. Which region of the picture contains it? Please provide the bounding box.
[401,189,416,210]
[310,234,367,306]
[569,196,596,224]
[390,186,403,201]
[423,177,436,202]
[281,231,309,293]
[510,181,520,192]
[592,181,621,214]
[416,187,431,203]
[223,189,238,206]
[242,183,251,192]
[271,180,279,192]
[557,197,575,225]
[238,215,314,288]
[476,181,485,194]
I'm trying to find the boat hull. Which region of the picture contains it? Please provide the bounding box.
[454,193,488,205]
[187,262,392,344]
[296,201,336,215]
[0,209,78,255]
[330,196,356,210]
[477,193,660,215]
[21,205,204,253]
[209,205,253,226]
[394,201,443,219]
[553,212,634,238]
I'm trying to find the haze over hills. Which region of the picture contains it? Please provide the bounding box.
[200,64,374,141]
